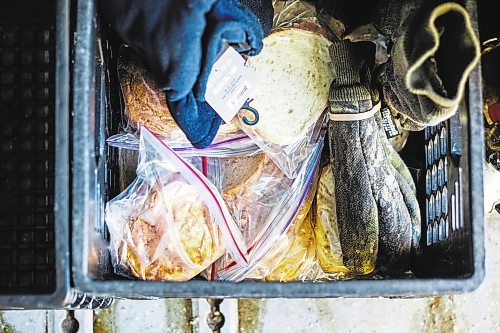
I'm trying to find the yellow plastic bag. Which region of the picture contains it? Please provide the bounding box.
[315,165,349,278]
[264,209,321,282]
[215,139,325,281]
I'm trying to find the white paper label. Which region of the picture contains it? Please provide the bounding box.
[380,107,400,138]
[205,46,260,124]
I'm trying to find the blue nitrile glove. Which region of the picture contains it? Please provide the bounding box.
[193,0,265,100]
[166,0,265,148]
[167,97,222,149]
[100,0,270,148]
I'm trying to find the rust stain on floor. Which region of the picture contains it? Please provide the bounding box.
[425,296,456,333]
[93,301,117,333]
[238,299,263,333]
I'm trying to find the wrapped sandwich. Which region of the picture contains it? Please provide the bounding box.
[110,179,225,281]
[106,128,246,281]
[239,28,333,146]
[236,1,336,178]
[246,183,322,282]
[222,154,292,242]
[213,137,324,281]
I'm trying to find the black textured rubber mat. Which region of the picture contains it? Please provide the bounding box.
[0,0,57,294]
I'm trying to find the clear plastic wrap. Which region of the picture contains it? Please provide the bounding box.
[273,0,345,39]
[107,132,261,158]
[117,47,249,152]
[236,1,335,178]
[314,165,349,279]
[105,127,248,281]
[261,210,322,281]
[240,175,322,281]
[212,136,325,281]
[238,109,328,178]
[222,153,294,249]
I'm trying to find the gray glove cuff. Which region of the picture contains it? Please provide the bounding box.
[329,41,374,104]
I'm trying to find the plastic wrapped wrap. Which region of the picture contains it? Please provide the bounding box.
[204,194,322,282]
[243,175,322,281]
[105,127,248,281]
[238,106,328,178]
[262,210,321,281]
[236,2,335,178]
[107,132,261,158]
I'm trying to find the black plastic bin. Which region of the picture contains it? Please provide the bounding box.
[71,0,485,298]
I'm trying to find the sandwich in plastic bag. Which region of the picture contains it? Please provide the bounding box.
[213,135,325,281]
[262,210,321,281]
[241,176,322,282]
[236,0,336,178]
[105,127,248,281]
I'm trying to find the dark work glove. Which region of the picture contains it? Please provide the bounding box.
[240,0,274,37]
[100,0,215,100]
[328,41,420,275]
[373,0,480,130]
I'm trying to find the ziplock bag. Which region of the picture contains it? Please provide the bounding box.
[117,47,248,150]
[105,127,248,281]
[242,176,322,281]
[214,136,324,281]
[238,108,327,179]
[235,1,335,178]
[107,132,261,158]
[263,210,322,281]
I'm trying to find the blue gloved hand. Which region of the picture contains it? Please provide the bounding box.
[100,0,271,148]
[167,0,265,148]
[100,0,215,101]
[193,0,264,100]
[167,97,222,149]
